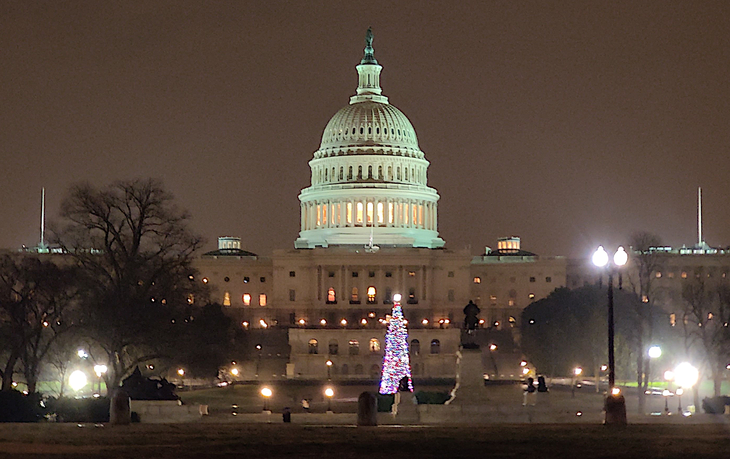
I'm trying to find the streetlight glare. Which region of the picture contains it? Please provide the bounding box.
[93,365,108,377]
[648,346,662,359]
[592,246,609,267]
[177,368,185,376]
[69,370,87,391]
[664,370,674,381]
[613,246,628,266]
[674,362,699,388]
[261,387,272,397]
[393,293,402,302]
[325,387,334,397]
[574,367,582,376]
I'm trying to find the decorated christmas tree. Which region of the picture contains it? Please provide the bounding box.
[379,294,413,394]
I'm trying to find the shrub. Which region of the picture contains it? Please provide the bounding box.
[414,391,450,405]
[0,391,44,422]
[45,396,110,423]
[376,393,394,412]
[701,396,730,414]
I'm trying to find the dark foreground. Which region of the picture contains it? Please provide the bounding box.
[0,423,728,458]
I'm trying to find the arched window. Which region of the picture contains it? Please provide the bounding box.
[369,338,380,352]
[339,167,343,180]
[325,168,328,181]
[378,165,382,179]
[341,364,349,375]
[366,202,373,224]
[348,166,353,180]
[356,202,364,224]
[387,166,393,181]
[223,291,231,306]
[369,364,380,379]
[351,287,359,303]
[368,165,373,179]
[405,168,409,181]
[308,339,319,354]
[355,364,364,375]
[410,339,420,356]
[329,339,339,355]
[430,339,440,354]
[397,167,401,180]
[367,286,377,304]
[349,339,360,355]
[327,288,336,303]
[358,166,363,179]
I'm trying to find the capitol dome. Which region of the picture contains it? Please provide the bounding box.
[295,29,444,249]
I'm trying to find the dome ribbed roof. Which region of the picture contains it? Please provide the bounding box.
[319,101,419,151]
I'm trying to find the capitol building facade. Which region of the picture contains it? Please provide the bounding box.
[194,32,566,380]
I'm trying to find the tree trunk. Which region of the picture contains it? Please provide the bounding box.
[1,352,18,391]
[636,335,645,414]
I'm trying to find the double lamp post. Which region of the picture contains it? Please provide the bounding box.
[592,245,628,426]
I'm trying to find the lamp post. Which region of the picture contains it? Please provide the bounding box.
[93,364,107,395]
[663,370,674,414]
[647,346,661,390]
[261,387,272,412]
[572,367,582,398]
[326,359,333,381]
[592,245,628,425]
[325,387,334,413]
[674,362,698,415]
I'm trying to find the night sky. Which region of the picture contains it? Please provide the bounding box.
[2,1,729,258]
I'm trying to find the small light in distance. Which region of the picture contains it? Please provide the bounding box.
[611,387,621,396]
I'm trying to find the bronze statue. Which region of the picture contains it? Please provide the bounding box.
[463,300,480,331]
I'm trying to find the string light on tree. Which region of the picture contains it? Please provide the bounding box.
[379,294,413,394]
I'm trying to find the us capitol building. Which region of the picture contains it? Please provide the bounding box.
[194,31,566,380]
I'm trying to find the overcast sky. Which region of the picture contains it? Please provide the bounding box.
[2,1,729,257]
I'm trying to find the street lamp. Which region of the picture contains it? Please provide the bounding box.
[674,362,698,415]
[261,387,272,412]
[572,367,582,398]
[93,364,107,395]
[326,359,333,380]
[664,370,674,414]
[325,387,334,412]
[593,245,628,426]
[69,370,87,392]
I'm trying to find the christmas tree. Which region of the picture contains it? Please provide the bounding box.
[379,294,413,394]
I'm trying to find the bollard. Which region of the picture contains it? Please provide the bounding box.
[357,392,377,426]
[109,389,131,425]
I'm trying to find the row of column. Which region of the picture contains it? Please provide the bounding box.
[301,198,437,231]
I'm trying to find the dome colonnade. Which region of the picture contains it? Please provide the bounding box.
[295,29,444,249]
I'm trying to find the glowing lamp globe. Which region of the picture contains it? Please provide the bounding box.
[614,246,628,266]
[393,293,402,302]
[261,387,272,397]
[674,362,699,388]
[592,246,609,267]
[325,387,334,397]
[648,346,662,359]
[69,370,87,391]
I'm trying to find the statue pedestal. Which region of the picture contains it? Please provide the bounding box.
[446,347,488,405]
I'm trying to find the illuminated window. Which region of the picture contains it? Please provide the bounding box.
[528,293,535,300]
[242,293,251,306]
[642,295,649,303]
[335,203,341,224]
[655,272,662,278]
[430,339,441,354]
[412,205,417,225]
[509,316,517,327]
[347,202,352,224]
[388,202,394,224]
[408,271,416,277]
[348,340,360,355]
[187,294,194,305]
[473,277,481,284]
[223,292,231,306]
[418,204,423,226]
[508,299,515,306]
[308,339,318,354]
[356,202,364,224]
[316,204,321,226]
[351,287,359,303]
[367,202,374,224]
[289,289,296,301]
[670,313,676,326]
[377,202,384,224]
[369,338,380,352]
[681,272,687,279]
[259,294,267,306]
[367,286,377,303]
[327,288,336,303]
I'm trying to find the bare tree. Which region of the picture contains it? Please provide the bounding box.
[52,178,205,390]
[0,255,77,393]
[682,270,730,397]
[625,231,665,414]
